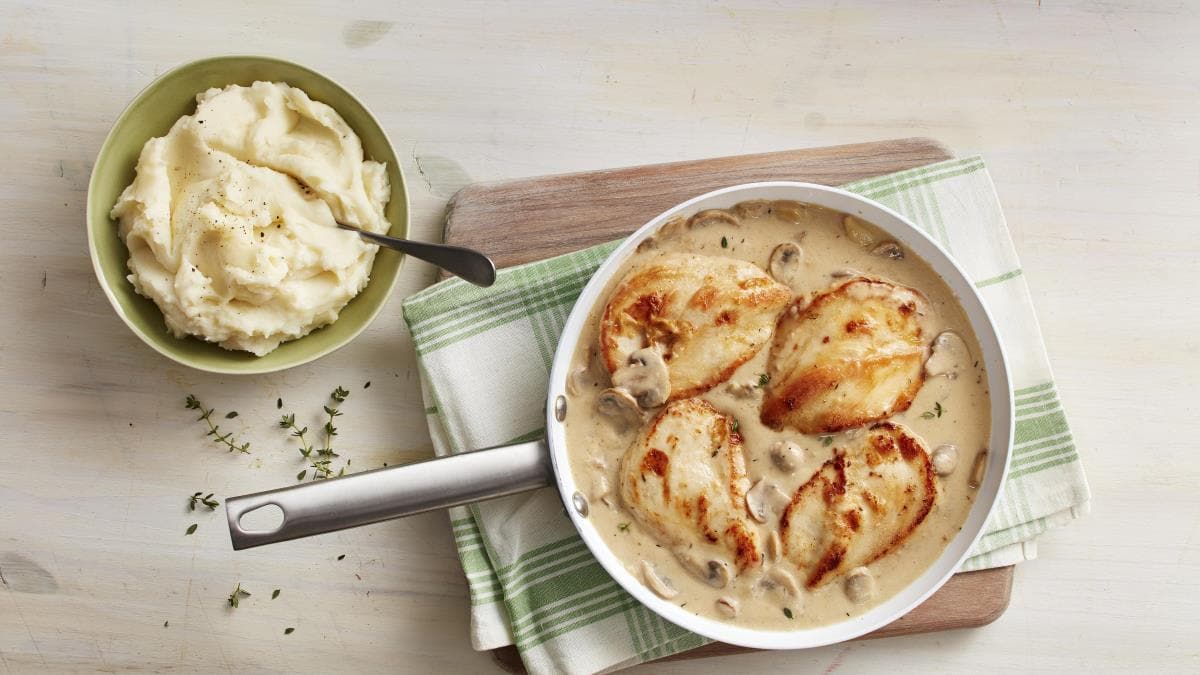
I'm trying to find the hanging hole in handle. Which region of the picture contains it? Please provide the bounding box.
[237,503,285,533]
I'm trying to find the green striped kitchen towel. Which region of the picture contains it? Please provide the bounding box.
[401,156,1090,674]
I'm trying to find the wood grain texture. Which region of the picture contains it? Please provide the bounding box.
[491,568,1013,672]
[445,138,953,267]
[445,139,1013,671]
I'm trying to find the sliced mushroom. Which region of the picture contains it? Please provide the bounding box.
[675,551,734,589]
[831,267,866,279]
[768,530,784,562]
[745,479,769,523]
[716,596,739,618]
[925,330,971,380]
[566,365,591,397]
[772,200,807,225]
[734,200,772,219]
[931,444,959,476]
[768,242,805,289]
[611,347,671,408]
[646,215,687,247]
[635,237,658,253]
[969,449,988,489]
[641,560,679,600]
[591,474,613,507]
[843,215,875,248]
[597,388,643,423]
[769,440,804,472]
[844,566,876,604]
[768,567,801,596]
[704,559,732,589]
[871,241,905,260]
[688,209,740,229]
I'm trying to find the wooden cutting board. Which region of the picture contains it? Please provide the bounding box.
[443,137,1014,672]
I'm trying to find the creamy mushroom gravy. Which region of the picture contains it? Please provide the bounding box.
[562,200,991,630]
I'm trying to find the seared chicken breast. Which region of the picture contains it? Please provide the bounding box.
[761,277,932,434]
[600,253,792,401]
[779,422,938,588]
[619,398,762,576]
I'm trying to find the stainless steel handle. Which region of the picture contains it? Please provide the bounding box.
[225,439,553,550]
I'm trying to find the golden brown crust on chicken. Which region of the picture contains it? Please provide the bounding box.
[619,398,762,573]
[779,422,938,588]
[600,253,792,402]
[761,277,932,434]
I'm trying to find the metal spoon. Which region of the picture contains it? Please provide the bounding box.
[338,223,497,287]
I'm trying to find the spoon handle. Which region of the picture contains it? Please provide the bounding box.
[340,224,497,287]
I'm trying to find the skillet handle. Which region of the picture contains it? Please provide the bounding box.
[225,439,553,550]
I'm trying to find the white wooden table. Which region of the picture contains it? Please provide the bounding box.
[1,1,1196,672]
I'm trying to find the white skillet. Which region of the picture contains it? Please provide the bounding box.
[226,182,1014,650]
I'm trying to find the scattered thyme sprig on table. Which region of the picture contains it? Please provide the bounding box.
[284,386,352,481]
[227,583,250,608]
[189,492,219,511]
[279,413,314,458]
[185,395,250,454]
[313,387,350,478]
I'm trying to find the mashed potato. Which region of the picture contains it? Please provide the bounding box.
[110,81,390,356]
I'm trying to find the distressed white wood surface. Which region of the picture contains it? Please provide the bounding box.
[0,1,1196,673]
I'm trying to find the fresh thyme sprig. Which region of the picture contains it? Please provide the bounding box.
[185,395,250,454]
[309,457,334,480]
[285,387,352,481]
[313,387,350,479]
[320,404,343,455]
[227,583,250,608]
[279,413,313,458]
[189,492,219,511]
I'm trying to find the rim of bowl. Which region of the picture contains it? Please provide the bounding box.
[546,181,1015,649]
[86,54,409,374]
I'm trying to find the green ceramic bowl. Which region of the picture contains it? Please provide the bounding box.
[87,55,409,374]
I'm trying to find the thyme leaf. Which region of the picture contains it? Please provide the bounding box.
[188,492,219,511]
[227,583,250,608]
